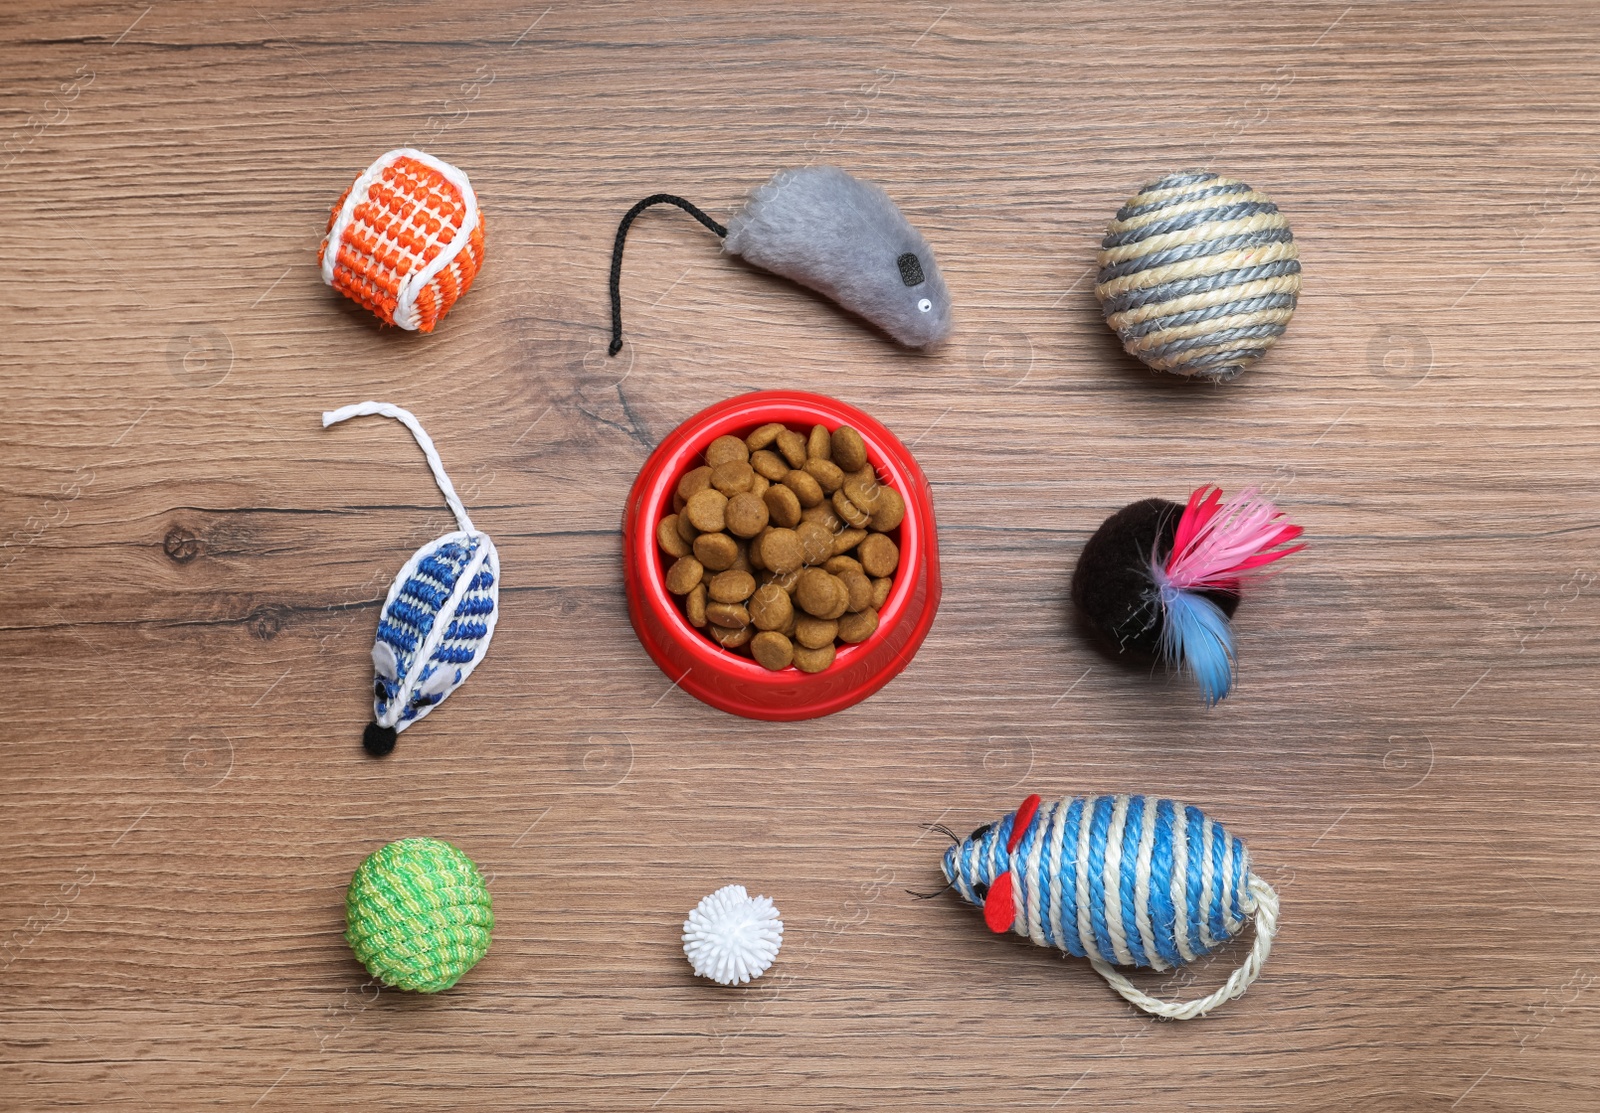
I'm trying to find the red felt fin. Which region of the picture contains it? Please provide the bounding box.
[1007,794,1042,853]
[983,871,1015,933]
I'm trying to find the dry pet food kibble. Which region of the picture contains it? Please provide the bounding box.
[657,419,906,673]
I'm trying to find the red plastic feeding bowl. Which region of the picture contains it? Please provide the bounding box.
[623,390,942,721]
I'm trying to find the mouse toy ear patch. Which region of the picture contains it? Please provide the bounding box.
[323,402,501,757]
[606,166,952,354]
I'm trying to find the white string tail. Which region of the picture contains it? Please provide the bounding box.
[1089,874,1279,1021]
[322,401,475,534]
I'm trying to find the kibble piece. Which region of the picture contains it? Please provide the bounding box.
[800,504,844,533]
[782,468,824,508]
[686,583,708,627]
[677,465,713,502]
[748,583,794,631]
[751,630,795,671]
[795,520,833,566]
[816,576,850,620]
[728,543,753,573]
[706,601,751,629]
[804,457,844,494]
[705,434,749,467]
[685,488,729,532]
[837,607,879,644]
[657,515,692,558]
[831,426,868,472]
[747,527,769,570]
[763,483,802,528]
[793,614,839,649]
[870,485,906,532]
[745,422,786,451]
[775,429,808,469]
[792,643,836,673]
[750,473,769,498]
[778,608,798,636]
[832,489,871,528]
[806,424,831,461]
[825,554,864,577]
[672,491,687,513]
[759,528,804,574]
[710,623,754,649]
[709,569,756,604]
[675,510,698,544]
[710,460,756,496]
[694,531,740,571]
[665,555,704,595]
[871,576,892,609]
[725,491,769,538]
[842,473,881,514]
[751,449,789,481]
[794,568,847,618]
[838,567,873,612]
[831,528,868,558]
[761,569,799,596]
[859,533,900,577]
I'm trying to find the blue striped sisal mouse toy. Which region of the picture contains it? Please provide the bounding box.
[323,402,500,758]
[937,793,1280,1019]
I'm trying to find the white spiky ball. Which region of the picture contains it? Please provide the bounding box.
[682,884,783,986]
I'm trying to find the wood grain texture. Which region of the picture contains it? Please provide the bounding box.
[3,1,1598,1109]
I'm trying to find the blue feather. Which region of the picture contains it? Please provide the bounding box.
[1155,579,1235,706]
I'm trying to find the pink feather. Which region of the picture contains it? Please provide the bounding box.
[1163,485,1306,591]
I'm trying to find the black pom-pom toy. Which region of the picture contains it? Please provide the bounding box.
[1071,486,1304,705]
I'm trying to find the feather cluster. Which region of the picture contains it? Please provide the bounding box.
[1152,486,1305,706]
[682,885,783,986]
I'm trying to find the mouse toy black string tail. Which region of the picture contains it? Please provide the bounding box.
[607,193,728,356]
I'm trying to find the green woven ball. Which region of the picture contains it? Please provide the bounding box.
[344,837,494,993]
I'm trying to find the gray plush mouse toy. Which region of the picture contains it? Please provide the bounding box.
[607,165,952,354]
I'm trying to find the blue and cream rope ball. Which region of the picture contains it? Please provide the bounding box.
[1094,171,1301,381]
[940,793,1280,1019]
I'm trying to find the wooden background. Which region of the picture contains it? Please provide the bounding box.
[4,1,1598,1109]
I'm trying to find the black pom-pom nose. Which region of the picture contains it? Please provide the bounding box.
[363,723,397,757]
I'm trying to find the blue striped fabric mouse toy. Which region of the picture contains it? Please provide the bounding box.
[323,402,500,757]
[937,792,1280,1019]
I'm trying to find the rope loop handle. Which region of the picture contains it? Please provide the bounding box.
[1089,873,1280,1020]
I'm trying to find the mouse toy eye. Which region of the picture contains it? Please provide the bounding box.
[917,298,932,313]
[897,252,926,287]
[969,823,992,842]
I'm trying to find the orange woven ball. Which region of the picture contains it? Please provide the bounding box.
[319,148,485,333]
